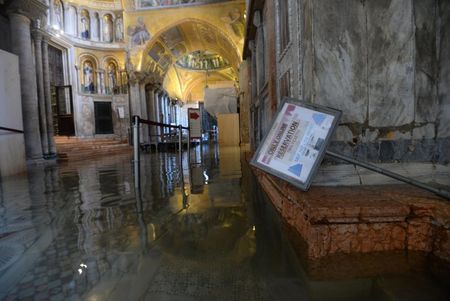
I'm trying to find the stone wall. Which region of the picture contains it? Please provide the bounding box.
[311,0,450,163]
[75,94,130,138]
[252,166,450,263]
[247,0,450,164]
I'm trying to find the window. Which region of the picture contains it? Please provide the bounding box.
[278,0,290,52]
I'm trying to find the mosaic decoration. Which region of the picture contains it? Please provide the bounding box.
[137,0,234,9]
[127,17,151,46]
[176,50,229,71]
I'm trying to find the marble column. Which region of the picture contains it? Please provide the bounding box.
[139,82,149,143]
[9,13,43,160]
[42,36,56,155]
[99,13,104,42]
[147,86,158,143]
[96,72,101,94]
[32,29,49,156]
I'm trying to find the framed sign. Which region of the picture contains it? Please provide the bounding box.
[188,108,202,139]
[251,98,341,191]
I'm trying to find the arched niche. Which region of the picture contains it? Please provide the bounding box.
[104,58,119,94]
[91,12,100,41]
[115,16,124,42]
[67,6,77,36]
[102,14,114,43]
[80,9,90,40]
[52,0,64,30]
[79,55,97,94]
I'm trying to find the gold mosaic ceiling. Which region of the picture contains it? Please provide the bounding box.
[142,16,243,102]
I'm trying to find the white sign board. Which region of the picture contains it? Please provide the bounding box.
[188,108,202,139]
[117,106,125,119]
[251,99,341,191]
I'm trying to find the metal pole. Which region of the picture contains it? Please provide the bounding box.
[326,150,450,200]
[133,115,140,190]
[200,135,204,165]
[187,128,191,164]
[178,124,183,165]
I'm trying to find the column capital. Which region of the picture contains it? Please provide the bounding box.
[32,28,45,42]
[6,0,48,23]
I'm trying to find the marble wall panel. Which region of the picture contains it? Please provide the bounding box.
[313,0,368,123]
[414,0,439,123]
[367,0,415,127]
[437,1,450,138]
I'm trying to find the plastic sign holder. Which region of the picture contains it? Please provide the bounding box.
[251,98,341,191]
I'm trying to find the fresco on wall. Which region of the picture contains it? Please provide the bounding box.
[176,50,229,71]
[220,8,245,38]
[127,17,151,46]
[137,0,233,9]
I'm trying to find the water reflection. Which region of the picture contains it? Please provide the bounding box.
[0,145,448,300]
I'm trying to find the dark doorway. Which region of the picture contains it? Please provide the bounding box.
[54,85,75,136]
[94,102,114,134]
[49,45,75,136]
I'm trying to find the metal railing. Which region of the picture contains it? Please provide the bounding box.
[132,115,190,189]
[0,126,24,134]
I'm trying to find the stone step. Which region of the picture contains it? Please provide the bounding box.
[55,137,131,162]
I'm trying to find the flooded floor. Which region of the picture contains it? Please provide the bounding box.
[0,144,449,301]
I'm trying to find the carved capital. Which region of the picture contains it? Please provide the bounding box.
[6,0,48,23]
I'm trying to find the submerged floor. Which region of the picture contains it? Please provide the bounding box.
[0,144,449,301]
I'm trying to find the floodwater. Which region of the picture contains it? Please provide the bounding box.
[0,144,449,301]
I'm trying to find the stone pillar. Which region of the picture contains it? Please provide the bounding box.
[99,13,104,42]
[154,91,162,142]
[9,13,43,160]
[146,86,158,144]
[32,29,50,156]
[139,82,149,143]
[42,36,56,155]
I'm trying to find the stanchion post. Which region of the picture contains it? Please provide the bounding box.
[133,115,140,190]
[178,124,183,164]
[187,127,191,164]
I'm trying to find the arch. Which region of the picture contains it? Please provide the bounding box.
[79,53,99,67]
[143,18,240,68]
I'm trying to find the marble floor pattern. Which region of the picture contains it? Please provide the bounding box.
[0,144,449,301]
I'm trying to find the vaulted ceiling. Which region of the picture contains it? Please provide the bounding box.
[141,19,242,102]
